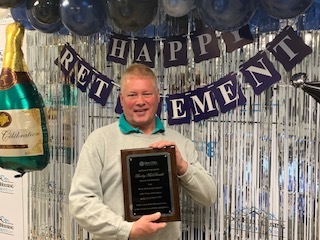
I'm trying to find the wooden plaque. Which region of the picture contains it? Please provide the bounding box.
[121,147,181,222]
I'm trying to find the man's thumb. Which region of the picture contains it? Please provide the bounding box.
[146,212,161,222]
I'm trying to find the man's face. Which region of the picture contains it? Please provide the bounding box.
[120,75,160,133]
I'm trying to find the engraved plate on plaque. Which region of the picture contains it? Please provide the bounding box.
[121,147,181,222]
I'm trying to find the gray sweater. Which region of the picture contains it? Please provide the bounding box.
[69,121,217,240]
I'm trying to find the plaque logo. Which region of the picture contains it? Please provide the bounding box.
[139,160,158,167]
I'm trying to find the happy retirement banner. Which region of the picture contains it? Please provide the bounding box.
[54,25,312,125]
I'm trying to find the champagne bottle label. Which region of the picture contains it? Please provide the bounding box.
[0,109,44,156]
[0,68,17,90]
[0,68,31,90]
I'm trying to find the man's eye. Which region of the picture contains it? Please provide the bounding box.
[143,93,152,97]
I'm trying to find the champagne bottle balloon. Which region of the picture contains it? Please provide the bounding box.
[0,22,49,177]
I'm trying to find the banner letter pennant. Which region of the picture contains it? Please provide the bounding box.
[240,51,281,95]
[163,35,188,68]
[133,37,156,68]
[107,33,130,65]
[188,85,219,122]
[88,72,114,106]
[211,73,247,113]
[191,28,220,63]
[54,43,78,76]
[221,25,254,53]
[266,25,312,72]
[166,92,191,125]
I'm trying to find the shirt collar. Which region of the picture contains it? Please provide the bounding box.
[119,113,165,134]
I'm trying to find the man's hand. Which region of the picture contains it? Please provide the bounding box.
[129,212,167,239]
[149,141,188,176]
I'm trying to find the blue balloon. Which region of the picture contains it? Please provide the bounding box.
[26,0,60,24]
[26,0,64,33]
[106,0,158,32]
[161,0,195,17]
[249,6,279,33]
[133,22,169,38]
[296,2,320,30]
[60,0,106,36]
[260,0,313,19]
[196,0,258,32]
[11,1,35,30]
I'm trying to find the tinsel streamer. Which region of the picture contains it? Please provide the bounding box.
[283,78,291,240]
[305,93,312,240]
[316,103,320,240]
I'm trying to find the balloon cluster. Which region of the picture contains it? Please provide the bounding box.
[0,0,317,36]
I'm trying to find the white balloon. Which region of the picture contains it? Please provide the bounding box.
[0,8,9,19]
[161,0,195,17]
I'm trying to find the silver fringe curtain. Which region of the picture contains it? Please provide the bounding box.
[26,14,320,240]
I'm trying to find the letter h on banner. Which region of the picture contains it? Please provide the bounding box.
[107,33,130,65]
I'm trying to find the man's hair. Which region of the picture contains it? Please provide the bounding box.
[120,63,158,90]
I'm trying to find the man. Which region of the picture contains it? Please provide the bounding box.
[69,63,217,240]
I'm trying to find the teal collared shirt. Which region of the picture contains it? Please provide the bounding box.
[119,114,165,134]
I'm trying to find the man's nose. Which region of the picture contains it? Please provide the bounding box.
[136,94,146,103]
